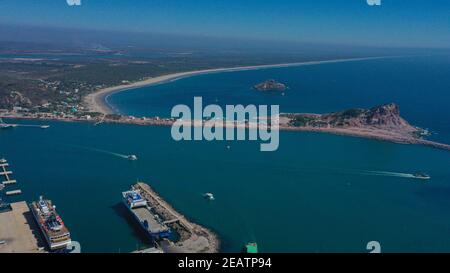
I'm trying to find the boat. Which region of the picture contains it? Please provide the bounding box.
[122,189,171,240]
[0,158,6,164]
[203,192,215,201]
[40,125,50,129]
[413,172,430,180]
[29,196,72,251]
[127,155,138,161]
[244,242,258,253]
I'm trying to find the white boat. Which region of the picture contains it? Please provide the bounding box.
[203,193,215,201]
[127,155,138,161]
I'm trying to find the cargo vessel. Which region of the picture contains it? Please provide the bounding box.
[30,196,72,251]
[122,189,171,240]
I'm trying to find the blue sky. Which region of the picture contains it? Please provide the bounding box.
[0,0,449,48]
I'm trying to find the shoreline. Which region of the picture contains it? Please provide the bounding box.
[3,115,450,152]
[84,56,394,114]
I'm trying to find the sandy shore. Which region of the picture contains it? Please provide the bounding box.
[84,56,392,114]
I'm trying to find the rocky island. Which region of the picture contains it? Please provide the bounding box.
[253,79,287,91]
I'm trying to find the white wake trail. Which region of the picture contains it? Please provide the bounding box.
[70,145,130,160]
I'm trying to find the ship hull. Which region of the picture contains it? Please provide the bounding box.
[122,199,171,240]
[29,203,71,251]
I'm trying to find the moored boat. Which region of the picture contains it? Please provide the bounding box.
[29,196,72,251]
[122,189,171,240]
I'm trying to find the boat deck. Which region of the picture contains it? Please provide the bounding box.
[132,206,169,234]
[30,201,70,238]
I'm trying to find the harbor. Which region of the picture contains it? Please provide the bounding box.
[128,182,220,253]
[0,158,78,253]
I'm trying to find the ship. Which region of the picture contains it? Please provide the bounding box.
[30,196,72,251]
[122,189,171,240]
[413,172,431,180]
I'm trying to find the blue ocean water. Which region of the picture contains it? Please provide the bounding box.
[108,56,450,143]
[1,56,450,253]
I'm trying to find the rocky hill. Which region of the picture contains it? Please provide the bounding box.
[282,103,418,133]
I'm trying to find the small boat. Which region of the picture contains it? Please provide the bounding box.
[127,155,138,161]
[244,242,258,253]
[40,125,50,129]
[203,193,215,201]
[0,158,7,164]
[413,172,430,180]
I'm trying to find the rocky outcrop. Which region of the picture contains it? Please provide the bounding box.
[253,79,286,91]
[283,103,418,133]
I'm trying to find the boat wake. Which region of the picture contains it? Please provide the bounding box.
[354,170,417,179]
[69,145,134,160]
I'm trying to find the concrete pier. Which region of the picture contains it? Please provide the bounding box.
[0,202,46,253]
[6,190,22,196]
[0,159,21,196]
[132,182,219,253]
[2,180,17,185]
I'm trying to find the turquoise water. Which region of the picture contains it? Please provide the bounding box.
[2,56,450,253]
[108,56,450,142]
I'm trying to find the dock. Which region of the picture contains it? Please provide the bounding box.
[0,118,49,129]
[2,180,17,185]
[0,159,22,195]
[0,159,13,181]
[132,182,219,253]
[6,190,22,196]
[0,201,46,253]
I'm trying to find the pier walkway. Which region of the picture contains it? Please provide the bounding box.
[132,182,219,253]
[0,159,21,195]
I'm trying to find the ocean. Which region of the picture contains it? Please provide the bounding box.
[1,55,450,252]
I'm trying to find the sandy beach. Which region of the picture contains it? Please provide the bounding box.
[84,56,392,114]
